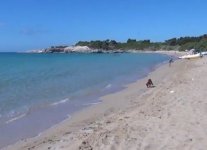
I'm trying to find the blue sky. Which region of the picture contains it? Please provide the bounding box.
[0,0,207,51]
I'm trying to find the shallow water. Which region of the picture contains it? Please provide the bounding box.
[0,52,169,148]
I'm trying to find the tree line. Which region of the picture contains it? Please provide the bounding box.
[75,34,207,51]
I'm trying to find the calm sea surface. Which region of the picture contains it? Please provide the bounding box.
[0,52,169,147]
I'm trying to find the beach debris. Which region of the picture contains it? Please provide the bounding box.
[170,90,174,94]
[27,146,35,150]
[64,131,71,135]
[106,120,111,124]
[81,126,94,134]
[79,141,93,150]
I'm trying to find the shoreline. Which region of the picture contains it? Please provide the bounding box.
[3,52,187,150]
[0,52,170,149]
[0,54,168,148]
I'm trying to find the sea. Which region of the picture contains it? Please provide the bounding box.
[0,52,170,148]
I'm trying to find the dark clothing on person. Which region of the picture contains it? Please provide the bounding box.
[146,79,153,88]
[169,58,173,66]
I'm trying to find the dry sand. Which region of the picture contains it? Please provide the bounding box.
[3,54,207,150]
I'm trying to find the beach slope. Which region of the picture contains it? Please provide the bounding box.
[4,56,207,150]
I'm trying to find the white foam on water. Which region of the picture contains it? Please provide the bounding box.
[51,98,70,106]
[37,132,42,137]
[105,84,112,89]
[90,102,102,105]
[6,113,26,124]
[82,101,102,106]
[67,114,71,119]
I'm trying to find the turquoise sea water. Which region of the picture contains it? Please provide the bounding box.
[0,52,169,147]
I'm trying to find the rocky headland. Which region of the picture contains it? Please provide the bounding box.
[30,46,126,54]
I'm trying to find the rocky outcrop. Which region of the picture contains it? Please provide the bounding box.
[30,46,126,54]
[64,46,90,53]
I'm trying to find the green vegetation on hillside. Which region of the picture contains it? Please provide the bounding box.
[75,34,207,51]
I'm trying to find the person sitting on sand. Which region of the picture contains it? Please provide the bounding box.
[146,79,154,88]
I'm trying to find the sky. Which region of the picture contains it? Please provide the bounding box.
[0,0,207,52]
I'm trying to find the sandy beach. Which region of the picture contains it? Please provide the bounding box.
[3,53,207,150]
